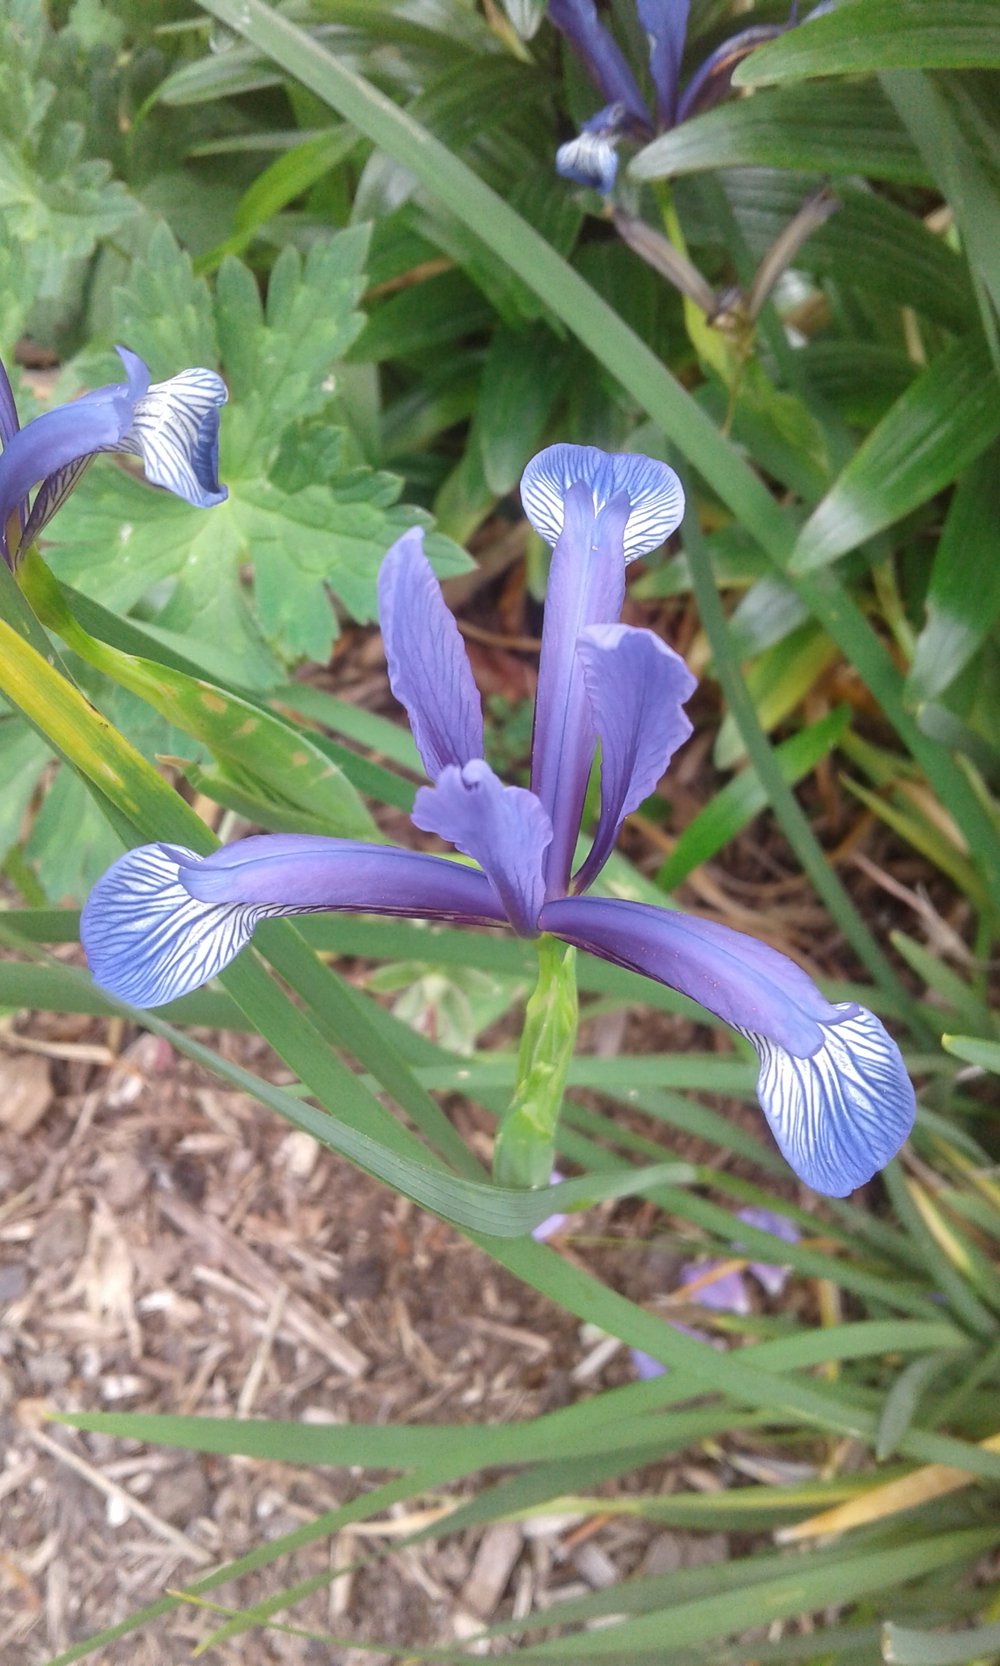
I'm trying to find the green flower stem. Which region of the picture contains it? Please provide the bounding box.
[493,934,578,1190]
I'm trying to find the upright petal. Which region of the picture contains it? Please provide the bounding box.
[547,0,651,129]
[538,894,915,1196]
[572,622,696,892]
[116,360,228,509]
[636,0,689,129]
[412,759,551,936]
[676,24,786,124]
[522,446,683,898]
[529,480,627,895]
[521,443,684,563]
[82,837,504,1009]
[378,527,484,782]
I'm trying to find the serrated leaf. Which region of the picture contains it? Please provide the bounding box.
[108,218,219,372]
[906,446,1000,704]
[0,3,136,329]
[630,82,929,185]
[217,229,370,472]
[737,0,1000,87]
[791,334,1000,572]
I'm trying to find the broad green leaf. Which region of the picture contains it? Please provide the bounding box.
[475,321,568,493]
[657,706,850,889]
[791,333,1000,572]
[21,555,379,841]
[884,69,1000,358]
[906,446,1000,703]
[941,1034,1000,1074]
[884,1617,1000,1665]
[0,715,47,856]
[714,622,840,769]
[630,83,929,185]
[736,0,1000,85]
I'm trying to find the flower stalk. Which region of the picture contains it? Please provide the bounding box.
[493,936,579,1189]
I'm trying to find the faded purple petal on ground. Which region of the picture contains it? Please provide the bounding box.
[573,622,696,891]
[412,760,551,936]
[378,526,484,781]
[679,1262,751,1315]
[735,1205,799,1297]
[531,1171,567,1241]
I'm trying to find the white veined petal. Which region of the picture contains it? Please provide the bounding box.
[520,443,684,560]
[118,368,228,508]
[739,1004,916,1197]
[81,843,296,1009]
[556,130,619,194]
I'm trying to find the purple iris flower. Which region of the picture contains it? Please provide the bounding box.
[0,346,227,569]
[81,442,915,1198]
[550,0,792,193]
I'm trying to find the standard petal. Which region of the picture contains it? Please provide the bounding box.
[520,443,684,561]
[117,362,228,508]
[83,837,505,1008]
[636,0,689,129]
[573,622,696,892]
[738,1006,916,1199]
[529,480,628,894]
[412,760,551,936]
[540,895,835,1055]
[676,24,786,123]
[378,526,483,782]
[547,0,650,128]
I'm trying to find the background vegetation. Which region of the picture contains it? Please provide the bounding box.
[2,0,1000,1659]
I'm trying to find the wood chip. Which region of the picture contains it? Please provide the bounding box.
[158,1191,367,1377]
[460,1523,522,1619]
[0,1054,53,1135]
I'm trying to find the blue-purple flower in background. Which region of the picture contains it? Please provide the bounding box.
[81,442,915,1198]
[549,0,792,193]
[632,1205,799,1377]
[0,346,227,570]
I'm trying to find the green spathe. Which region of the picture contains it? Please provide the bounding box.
[493,934,579,1190]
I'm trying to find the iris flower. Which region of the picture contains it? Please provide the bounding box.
[82,442,914,1198]
[550,0,792,193]
[0,346,227,570]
